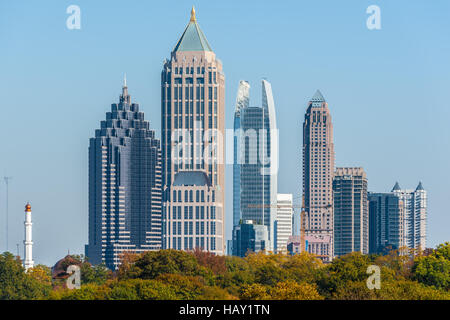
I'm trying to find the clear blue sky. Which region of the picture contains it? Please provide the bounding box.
[1,0,449,265]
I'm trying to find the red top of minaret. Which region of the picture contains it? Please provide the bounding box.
[25,203,31,212]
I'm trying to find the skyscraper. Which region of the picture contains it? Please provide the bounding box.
[333,167,368,256]
[233,80,278,252]
[302,90,335,261]
[233,81,250,228]
[275,193,293,253]
[392,182,427,251]
[368,192,404,253]
[86,79,162,269]
[161,8,225,254]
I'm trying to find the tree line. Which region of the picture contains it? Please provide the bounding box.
[1,242,449,300]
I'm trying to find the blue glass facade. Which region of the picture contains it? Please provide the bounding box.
[233,80,277,253]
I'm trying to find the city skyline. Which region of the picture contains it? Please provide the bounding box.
[1,1,449,265]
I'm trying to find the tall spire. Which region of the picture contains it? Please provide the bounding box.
[190,6,196,22]
[120,75,130,104]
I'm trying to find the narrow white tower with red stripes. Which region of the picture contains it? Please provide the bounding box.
[24,203,34,271]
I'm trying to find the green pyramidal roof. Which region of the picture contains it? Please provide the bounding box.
[173,7,213,53]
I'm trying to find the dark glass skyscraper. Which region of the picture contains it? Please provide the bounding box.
[86,80,162,269]
[368,192,403,253]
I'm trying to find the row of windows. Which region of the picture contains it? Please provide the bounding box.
[170,221,216,236]
[172,114,217,129]
[168,205,217,220]
[175,67,205,75]
[173,190,207,202]
[170,237,216,251]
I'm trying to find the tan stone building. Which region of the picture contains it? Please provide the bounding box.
[161,8,225,254]
[302,90,335,261]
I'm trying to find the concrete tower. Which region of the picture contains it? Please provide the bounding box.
[161,7,225,254]
[23,203,34,271]
[391,182,427,251]
[302,90,335,261]
[333,167,369,256]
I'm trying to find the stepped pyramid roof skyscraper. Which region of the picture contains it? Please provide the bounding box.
[86,78,162,269]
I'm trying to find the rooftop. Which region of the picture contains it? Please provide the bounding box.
[173,7,212,53]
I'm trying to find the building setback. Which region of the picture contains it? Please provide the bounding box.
[86,80,162,269]
[333,167,368,256]
[161,8,225,254]
[302,90,335,261]
[275,193,293,253]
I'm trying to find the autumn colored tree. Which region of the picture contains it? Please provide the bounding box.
[28,264,52,286]
[240,280,323,300]
[192,248,226,275]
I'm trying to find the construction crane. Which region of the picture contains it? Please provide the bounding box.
[247,199,331,259]
[300,195,306,253]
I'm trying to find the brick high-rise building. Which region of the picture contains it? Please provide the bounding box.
[302,90,335,261]
[161,8,225,254]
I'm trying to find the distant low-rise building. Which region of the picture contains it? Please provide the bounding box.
[287,235,301,255]
[287,234,332,258]
[275,194,293,253]
[232,220,269,257]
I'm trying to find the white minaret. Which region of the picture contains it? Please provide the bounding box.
[24,203,34,271]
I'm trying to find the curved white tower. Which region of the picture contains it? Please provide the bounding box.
[24,203,34,271]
